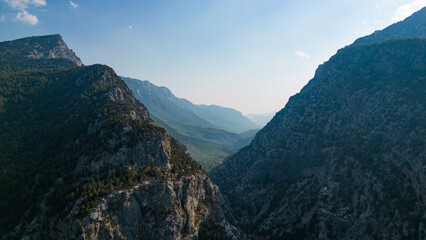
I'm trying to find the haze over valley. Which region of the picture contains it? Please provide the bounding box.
[0,1,425,239]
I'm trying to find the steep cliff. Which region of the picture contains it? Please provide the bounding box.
[0,34,82,71]
[0,35,240,240]
[211,11,426,240]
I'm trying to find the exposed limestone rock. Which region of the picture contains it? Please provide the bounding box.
[25,34,83,66]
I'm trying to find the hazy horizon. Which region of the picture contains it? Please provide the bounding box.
[1,0,425,114]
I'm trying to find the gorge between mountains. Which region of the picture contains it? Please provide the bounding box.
[0,6,425,240]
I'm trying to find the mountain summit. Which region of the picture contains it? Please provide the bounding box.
[0,34,83,71]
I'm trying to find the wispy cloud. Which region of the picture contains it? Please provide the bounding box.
[374,3,380,10]
[294,50,311,59]
[392,0,426,22]
[0,15,5,21]
[4,0,46,25]
[16,10,38,25]
[4,0,46,10]
[128,25,133,30]
[70,0,78,8]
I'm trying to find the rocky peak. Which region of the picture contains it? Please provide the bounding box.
[0,34,83,71]
[25,34,83,66]
[27,34,82,66]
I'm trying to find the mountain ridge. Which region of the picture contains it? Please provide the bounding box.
[122,77,259,133]
[210,8,426,239]
[353,6,426,46]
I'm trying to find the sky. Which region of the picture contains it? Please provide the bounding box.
[0,0,425,115]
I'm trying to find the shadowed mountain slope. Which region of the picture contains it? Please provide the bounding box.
[211,8,426,240]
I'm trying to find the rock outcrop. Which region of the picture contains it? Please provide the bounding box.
[23,34,83,66]
[0,34,82,72]
[14,173,241,240]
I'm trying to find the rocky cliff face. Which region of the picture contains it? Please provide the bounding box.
[0,35,240,240]
[210,10,426,240]
[14,173,241,240]
[80,174,236,240]
[0,34,83,66]
[22,34,83,66]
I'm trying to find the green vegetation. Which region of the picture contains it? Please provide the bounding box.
[198,219,232,240]
[163,204,173,217]
[0,36,205,237]
[74,164,169,218]
[150,113,259,171]
[169,138,204,175]
[0,65,105,235]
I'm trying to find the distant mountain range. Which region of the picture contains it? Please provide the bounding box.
[245,112,274,127]
[211,7,426,239]
[122,77,260,170]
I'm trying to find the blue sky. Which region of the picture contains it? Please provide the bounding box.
[1,0,425,114]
